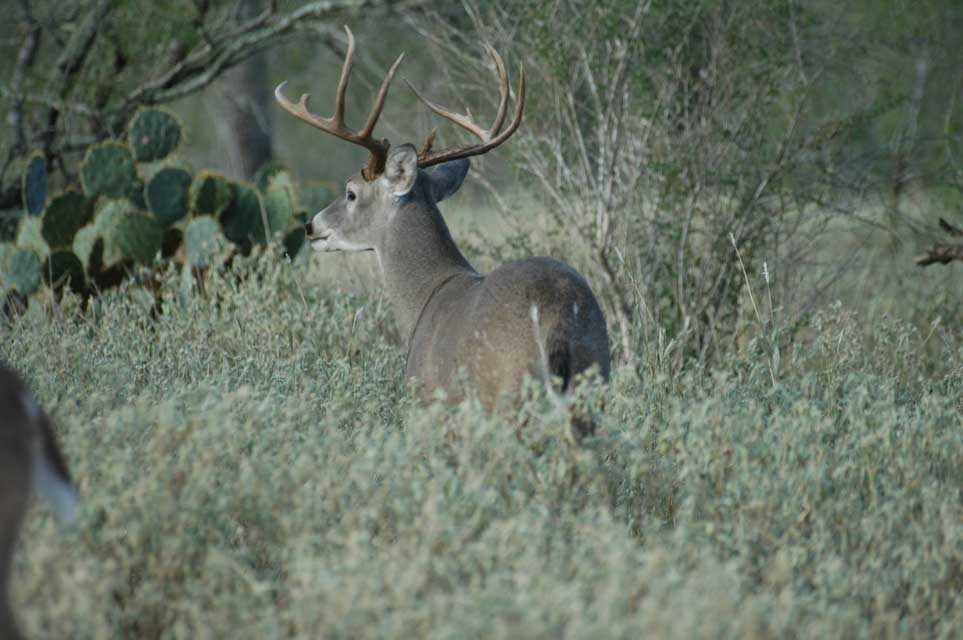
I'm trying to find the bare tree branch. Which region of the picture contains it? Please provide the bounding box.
[0,0,416,213]
[114,0,380,116]
[7,11,41,153]
[915,218,963,266]
[41,0,114,155]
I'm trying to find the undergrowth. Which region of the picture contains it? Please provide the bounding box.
[2,253,962,639]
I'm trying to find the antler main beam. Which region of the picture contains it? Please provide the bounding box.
[407,45,525,168]
[274,26,404,180]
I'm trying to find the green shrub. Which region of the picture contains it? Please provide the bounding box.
[2,259,960,638]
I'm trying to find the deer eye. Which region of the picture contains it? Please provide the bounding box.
[346,190,357,202]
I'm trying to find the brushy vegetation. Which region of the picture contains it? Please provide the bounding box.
[3,253,961,639]
[2,1,962,637]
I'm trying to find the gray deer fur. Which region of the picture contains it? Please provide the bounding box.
[0,364,77,640]
[277,28,610,428]
[306,146,611,420]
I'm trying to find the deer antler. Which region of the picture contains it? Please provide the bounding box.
[406,44,525,168]
[274,26,404,180]
[914,217,963,267]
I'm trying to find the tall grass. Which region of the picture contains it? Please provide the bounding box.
[2,254,962,638]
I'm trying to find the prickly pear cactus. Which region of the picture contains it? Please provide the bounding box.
[160,228,183,260]
[282,227,306,260]
[109,211,163,266]
[220,183,262,249]
[22,153,48,216]
[74,199,132,270]
[129,107,182,162]
[41,192,94,249]
[16,215,49,260]
[127,177,147,209]
[184,216,223,268]
[255,163,307,254]
[0,244,11,289]
[0,244,41,296]
[72,225,98,272]
[9,114,315,306]
[189,171,232,217]
[255,162,295,194]
[80,141,138,199]
[146,167,192,227]
[43,250,86,294]
[262,186,296,241]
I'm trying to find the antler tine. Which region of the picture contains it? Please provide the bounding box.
[404,80,490,140]
[485,44,510,137]
[408,57,525,169]
[333,25,355,125]
[274,25,405,180]
[361,52,405,139]
[273,82,322,130]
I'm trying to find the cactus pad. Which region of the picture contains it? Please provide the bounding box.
[255,162,295,194]
[184,216,223,268]
[16,215,49,260]
[43,250,86,293]
[73,199,126,269]
[146,167,192,227]
[0,244,41,296]
[129,108,182,162]
[220,183,262,249]
[127,177,147,209]
[22,153,48,216]
[161,227,183,260]
[189,171,232,217]
[41,192,94,249]
[80,141,138,199]
[282,226,306,260]
[110,211,163,265]
[72,224,99,272]
[262,186,296,241]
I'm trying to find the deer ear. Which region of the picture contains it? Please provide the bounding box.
[425,159,469,203]
[384,144,418,197]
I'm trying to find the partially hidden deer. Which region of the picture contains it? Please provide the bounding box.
[275,28,610,432]
[0,364,77,640]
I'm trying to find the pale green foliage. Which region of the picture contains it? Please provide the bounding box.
[2,256,962,638]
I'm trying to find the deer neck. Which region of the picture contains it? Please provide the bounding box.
[376,198,476,340]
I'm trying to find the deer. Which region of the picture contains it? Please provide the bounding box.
[275,28,610,434]
[0,363,78,640]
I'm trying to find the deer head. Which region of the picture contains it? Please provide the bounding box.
[274,26,524,255]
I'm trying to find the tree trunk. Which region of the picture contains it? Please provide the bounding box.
[216,0,273,180]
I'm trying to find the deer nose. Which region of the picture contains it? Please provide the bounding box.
[305,220,313,236]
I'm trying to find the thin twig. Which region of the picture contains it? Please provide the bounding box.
[729,232,776,386]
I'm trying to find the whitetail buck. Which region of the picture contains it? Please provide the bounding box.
[276,28,610,432]
[0,364,77,640]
